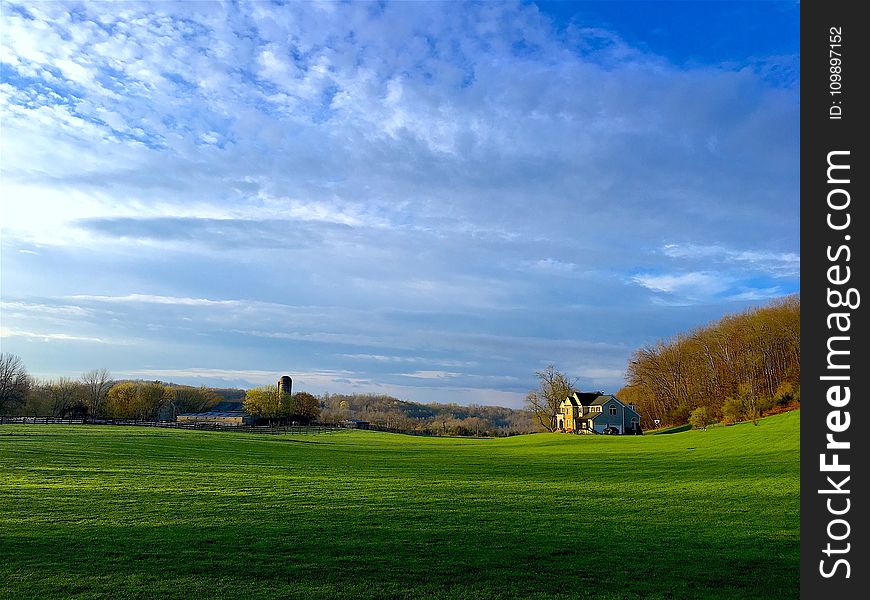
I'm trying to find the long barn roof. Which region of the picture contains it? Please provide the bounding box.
[179,411,248,417]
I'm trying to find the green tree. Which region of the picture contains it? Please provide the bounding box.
[689,406,715,430]
[774,381,800,406]
[105,381,169,420]
[721,383,760,425]
[244,386,286,421]
[134,381,170,420]
[106,382,138,418]
[290,391,320,422]
[721,396,744,425]
[524,365,575,432]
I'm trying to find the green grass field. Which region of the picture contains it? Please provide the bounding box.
[0,411,799,599]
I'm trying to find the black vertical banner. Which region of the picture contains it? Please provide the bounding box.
[801,1,868,598]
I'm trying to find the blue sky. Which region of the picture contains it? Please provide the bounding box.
[0,1,799,407]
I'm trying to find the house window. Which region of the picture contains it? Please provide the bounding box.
[609,406,617,415]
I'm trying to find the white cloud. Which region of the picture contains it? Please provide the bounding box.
[726,287,784,302]
[579,368,625,380]
[124,368,345,386]
[0,301,91,317]
[522,258,578,274]
[67,294,243,307]
[401,370,462,380]
[0,327,112,344]
[336,353,418,363]
[631,272,730,297]
[661,243,799,277]
[335,354,475,368]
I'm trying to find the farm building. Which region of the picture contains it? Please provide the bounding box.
[177,409,252,426]
[175,376,293,426]
[555,392,641,434]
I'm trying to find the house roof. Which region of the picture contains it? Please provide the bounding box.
[211,401,244,411]
[179,411,248,418]
[589,395,615,406]
[563,392,641,417]
[581,394,642,414]
[571,391,602,404]
[564,391,604,406]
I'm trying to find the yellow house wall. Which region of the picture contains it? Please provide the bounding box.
[561,405,579,432]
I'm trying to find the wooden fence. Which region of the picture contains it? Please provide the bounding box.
[0,416,342,435]
[0,417,508,438]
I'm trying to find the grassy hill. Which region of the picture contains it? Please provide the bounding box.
[0,411,799,599]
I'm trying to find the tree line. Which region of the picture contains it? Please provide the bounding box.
[242,386,320,424]
[617,295,800,428]
[319,392,536,436]
[0,355,534,435]
[0,357,224,420]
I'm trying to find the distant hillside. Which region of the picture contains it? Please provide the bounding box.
[619,295,800,428]
[319,393,536,435]
[134,384,536,435]
[209,387,246,401]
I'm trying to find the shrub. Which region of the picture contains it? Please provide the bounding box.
[721,396,744,425]
[667,403,692,425]
[774,381,800,406]
[689,406,715,430]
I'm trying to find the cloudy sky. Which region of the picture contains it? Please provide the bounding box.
[0,1,799,407]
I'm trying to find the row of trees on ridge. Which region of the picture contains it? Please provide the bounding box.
[617,295,800,428]
[1,355,533,434]
[318,392,535,435]
[523,296,800,432]
[0,356,222,420]
[242,386,320,423]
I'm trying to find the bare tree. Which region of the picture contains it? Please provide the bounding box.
[0,353,31,415]
[81,368,113,417]
[525,365,575,432]
[167,385,219,418]
[625,295,800,426]
[46,378,86,418]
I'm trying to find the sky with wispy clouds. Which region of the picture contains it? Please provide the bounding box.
[0,1,799,407]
